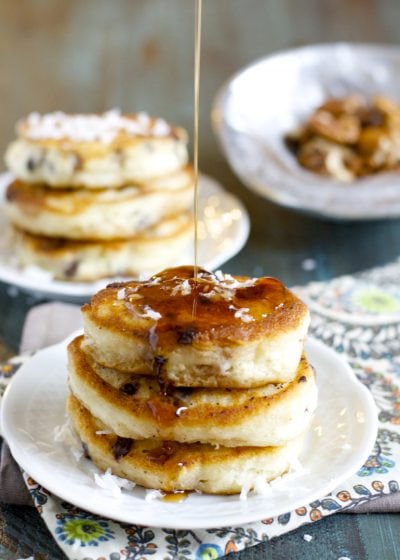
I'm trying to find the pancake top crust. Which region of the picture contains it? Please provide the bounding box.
[82,265,308,349]
[17,109,186,148]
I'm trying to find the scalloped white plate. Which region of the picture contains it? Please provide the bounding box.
[1,336,377,529]
[0,173,250,299]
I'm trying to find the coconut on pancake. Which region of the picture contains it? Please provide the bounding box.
[5,110,188,188]
[11,213,193,281]
[67,335,317,447]
[67,393,305,495]
[82,266,310,388]
[5,166,194,240]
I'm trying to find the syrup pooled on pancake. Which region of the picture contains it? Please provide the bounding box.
[111,265,297,346]
[82,266,310,388]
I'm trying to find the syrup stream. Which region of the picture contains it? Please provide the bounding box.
[192,0,202,317]
[193,0,202,285]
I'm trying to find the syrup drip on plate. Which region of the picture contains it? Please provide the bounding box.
[162,491,189,503]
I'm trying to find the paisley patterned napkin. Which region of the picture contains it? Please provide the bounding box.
[2,260,400,559]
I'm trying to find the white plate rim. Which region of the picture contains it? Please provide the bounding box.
[0,336,378,529]
[0,173,250,299]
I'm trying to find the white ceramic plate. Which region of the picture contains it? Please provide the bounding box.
[0,173,250,299]
[1,336,377,530]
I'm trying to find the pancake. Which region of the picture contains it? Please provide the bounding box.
[11,213,193,281]
[67,393,305,494]
[67,335,317,447]
[5,166,194,240]
[5,110,188,188]
[82,266,310,387]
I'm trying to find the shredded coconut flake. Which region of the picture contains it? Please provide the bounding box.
[125,300,161,320]
[252,475,273,497]
[94,468,136,498]
[175,406,188,417]
[145,489,165,502]
[152,118,170,136]
[171,279,192,296]
[269,475,283,488]
[223,277,256,289]
[239,458,307,500]
[117,288,126,300]
[95,430,113,435]
[211,270,257,290]
[53,418,84,462]
[220,272,234,282]
[229,305,254,323]
[136,111,150,128]
[269,459,307,488]
[239,475,274,500]
[139,305,162,320]
[303,534,313,542]
[239,479,253,501]
[201,288,233,301]
[288,457,305,475]
[22,110,173,143]
[127,292,143,300]
[149,275,162,285]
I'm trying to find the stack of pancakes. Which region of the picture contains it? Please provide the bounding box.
[67,266,318,495]
[4,111,194,281]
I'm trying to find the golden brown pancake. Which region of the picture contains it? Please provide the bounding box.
[5,166,194,240]
[11,213,193,281]
[82,266,310,387]
[68,335,317,447]
[5,111,188,188]
[68,393,305,495]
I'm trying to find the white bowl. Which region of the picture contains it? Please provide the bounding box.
[212,43,400,220]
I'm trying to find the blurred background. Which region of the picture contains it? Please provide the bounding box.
[3,0,400,167]
[2,0,400,349]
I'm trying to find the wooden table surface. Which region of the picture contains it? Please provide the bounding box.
[1,1,400,558]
